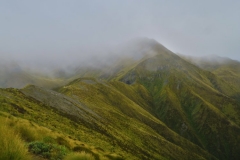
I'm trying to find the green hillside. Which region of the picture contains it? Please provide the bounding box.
[0,82,215,160]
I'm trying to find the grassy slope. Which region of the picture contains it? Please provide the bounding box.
[0,81,215,159]
[0,88,126,160]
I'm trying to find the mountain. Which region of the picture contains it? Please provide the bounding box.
[0,38,239,160]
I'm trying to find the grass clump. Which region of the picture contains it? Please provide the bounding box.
[17,124,39,142]
[0,122,30,160]
[64,152,95,160]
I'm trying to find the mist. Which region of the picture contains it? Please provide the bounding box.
[1,0,240,77]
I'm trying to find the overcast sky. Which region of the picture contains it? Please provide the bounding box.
[1,0,240,65]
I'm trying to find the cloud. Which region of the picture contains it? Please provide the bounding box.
[0,0,240,67]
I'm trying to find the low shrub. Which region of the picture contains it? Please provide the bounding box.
[28,141,51,158]
[28,141,69,160]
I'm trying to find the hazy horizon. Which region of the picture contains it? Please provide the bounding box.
[1,0,240,68]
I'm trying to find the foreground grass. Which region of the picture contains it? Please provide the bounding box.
[0,114,111,160]
[0,120,30,160]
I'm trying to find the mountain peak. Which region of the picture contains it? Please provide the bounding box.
[114,37,173,61]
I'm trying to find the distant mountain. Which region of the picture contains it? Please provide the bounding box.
[182,55,240,100]
[0,62,66,88]
[0,38,239,159]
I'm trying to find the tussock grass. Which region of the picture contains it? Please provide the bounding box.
[64,152,95,160]
[3,116,41,142]
[16,124,39,142]
[0,121,30,160]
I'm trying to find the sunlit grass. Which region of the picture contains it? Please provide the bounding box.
[64,152,95,160]
[0,120,30,160]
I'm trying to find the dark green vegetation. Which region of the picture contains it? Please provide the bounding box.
[0,39,239,159]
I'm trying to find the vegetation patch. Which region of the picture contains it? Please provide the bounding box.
[28,141,69,159]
